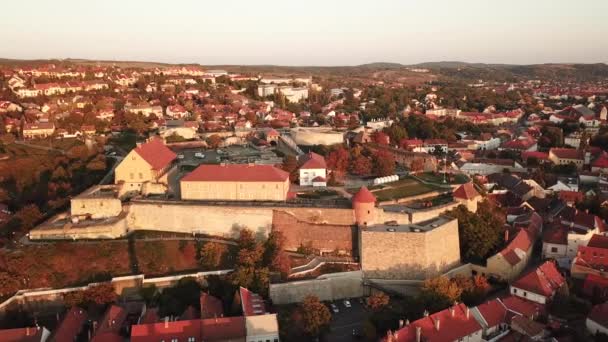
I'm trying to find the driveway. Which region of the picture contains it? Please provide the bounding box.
[326,299,369,342]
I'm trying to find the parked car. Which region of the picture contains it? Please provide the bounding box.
[177,154,185,159]
[330,303,339,313]
[344,300,352,308]
[194,152,205,159]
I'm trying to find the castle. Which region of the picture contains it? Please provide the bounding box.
[29,139,479,280]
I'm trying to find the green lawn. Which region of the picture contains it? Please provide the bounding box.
[416,172,469,185]
[373,181,436,201]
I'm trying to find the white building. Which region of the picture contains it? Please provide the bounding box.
[298,152,327,187]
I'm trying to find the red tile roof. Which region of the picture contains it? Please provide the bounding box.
[550,148,583,160]
[200,293,224,319]
[298,152,327,169]
[201,316,246,341]
[0,327,46,342]
[542,225,568,245]
[575,245,608,270]
[592,154,608,169]
[92,305,127,342]
[558,190,583,203]
[512,261,565,298]
[181,164,289,182]
[53,307,87,342]
[390,303,482,342]
[352,186,376,203]
[588,302,608,328]
[453,182,480,200]
[131,319,201,342]
[588,234,608,249]
[500,295,543,319]
[582,273,608,298]
[239,287,266,316]
[474,299,508,328]
[134,138,177,170]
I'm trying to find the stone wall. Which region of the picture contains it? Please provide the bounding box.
[360,218,460,280]
[269,271,365,304]
[29,212,128,240]
[271,211,356,254]
[70,197,122,219]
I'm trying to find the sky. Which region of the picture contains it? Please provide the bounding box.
[1,0,607,66]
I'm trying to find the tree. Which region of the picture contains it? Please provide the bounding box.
[446,200,505,263]
[206,134,222,149]
[64,283,117,308]
[410,158,425,173]
[366,292,390,312]
[13,204,43,232]
[326,147,350,174]
[372,131,390,145]
[350,155,372,176]
[419,276,463,312]
[300,295,332,337]
[200,242,227,269]
[281,155,299,183]
[263,231,291,278]
[372,150,396,176]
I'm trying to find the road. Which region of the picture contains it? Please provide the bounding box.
[326,299,369,342]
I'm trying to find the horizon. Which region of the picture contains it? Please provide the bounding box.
[2,0,607,66]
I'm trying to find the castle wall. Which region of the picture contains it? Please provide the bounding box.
[29,213,128,240]
[360,218,460,280]
[269,271,364,305]
[271,211,355,254]
[70,197,122,219]
[126,201,357,238]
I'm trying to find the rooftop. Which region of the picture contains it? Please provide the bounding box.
[365,216,454,233]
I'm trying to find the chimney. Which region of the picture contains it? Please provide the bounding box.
[416,326,422,342]
[405,319,410,326]
[434,318,440,331]
[423,310,429,317]
[164,317,169,329]
[466,307,470,319]
[450,306,455,317]
[92,321,98,334]
[504,229,509,242]
[25,327,30,336]
[399,319,404,328]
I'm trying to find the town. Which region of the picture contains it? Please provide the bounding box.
[0,59,607,342]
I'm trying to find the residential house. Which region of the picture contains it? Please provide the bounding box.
[571,234,608,281]
[509,260,567,305]
[485,213,542,281]
[52,307,88,342]
[91,305,127,342]
[452,182,481,212]
[167,105,190,119]
[548,148,584,170]
[114,138,177,195]
[0,327,51,342]
[22,122,55,139]
[385,303,483,342]
[586,302,608,337]
[298,152,327,187]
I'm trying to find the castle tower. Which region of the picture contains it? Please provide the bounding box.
[352,186,376,227]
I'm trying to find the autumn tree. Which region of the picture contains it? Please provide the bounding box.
[350,155,372,176]
[263,231,291,278]
[206,134,222,149]
[446,200,505,263]
[371,131,390,145]
[366,292,390,312]
[372,150,396,176]
[410,158,425,173]
[200,242,227,269]
[230,229,269,295]
[64,283,117,309]
[419,276,463,312]
[300,295,332,337]
[326,147,350,175]
[281,155,299,183]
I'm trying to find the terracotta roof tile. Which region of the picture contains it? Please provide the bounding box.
[453,182,480,200]
[134,138,177,170]
[352,187,376,203]
[181,164,289,182]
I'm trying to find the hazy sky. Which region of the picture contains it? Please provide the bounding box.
[2,0,607,66]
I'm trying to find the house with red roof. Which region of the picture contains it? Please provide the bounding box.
[298,152,327,187]
[0,327,51,342]
[114,137,177,195]
[180,164,290,201]
[571,234,608,283]
[91,305,127,342]
[542,222,569,262]
[452,182,481,212]
[586,302,608,337]
[510,260,566,304]
[591,153,608,173]
[52,307,88,342]
[22,122,55,139]
[484,213,542,281]
[236,287,280,342]
[548,148,584,170]
[384,303,483,342]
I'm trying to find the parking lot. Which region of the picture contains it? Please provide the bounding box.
[326,298,369,342]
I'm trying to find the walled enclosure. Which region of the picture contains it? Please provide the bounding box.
[269,271,365,304]
[360,218,461,279]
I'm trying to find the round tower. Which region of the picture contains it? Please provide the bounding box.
[352,186,376,227]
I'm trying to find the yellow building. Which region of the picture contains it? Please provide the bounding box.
[180,164,290,201]
[114,138,176,194]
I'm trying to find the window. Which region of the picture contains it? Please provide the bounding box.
[130,173,134,180]
[551,247,558,253]
[188,338,195,342]
[513,289,517,294]
[100,202,103,207]
[171,339,178,342]
[139,172,143,179]
[523,292,527,297]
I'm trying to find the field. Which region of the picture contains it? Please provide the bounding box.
[371,178,437,201]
